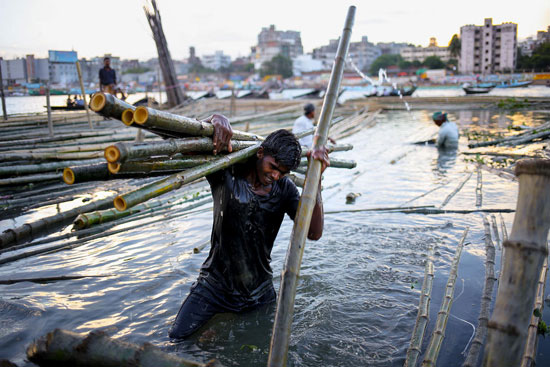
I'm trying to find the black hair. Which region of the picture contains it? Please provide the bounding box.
[104,57,110,61]
[260,129,302,170]
[304,103,315,115]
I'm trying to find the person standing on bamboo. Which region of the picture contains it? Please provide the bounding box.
[432,111,459,149]
[99,57,117,95]
[169,115,329,340]
[293,103,316,147]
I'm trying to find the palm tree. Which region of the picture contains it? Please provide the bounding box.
[449,34,461,59]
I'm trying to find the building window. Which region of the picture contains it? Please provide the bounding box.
[485,41,489,45]
[485,58,489,62]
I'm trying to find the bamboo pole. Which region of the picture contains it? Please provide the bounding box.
[521,257,548,367]
[26,328,220,367]
[133,106,261,141]
[324,207,513,215]
[490,215,501,250]
[268,7,355,367]
[462,217,496,367]
[113,144,259,210]
[193,240,210,253]
[0,131,121,149]
[404,246,435,367]
[0,57,7,121]
[483,159,550,367]
[89,92,135,120]
[0,151,103,161]
[75,61,93,130]
[63,163,173,185]
[0,172,62,186]
[0,194,117,249]
[422,227,469,367]
[476,166,483,208]
[298,157,356,169]
[108,156,217,174]
[439,172,473,209]
[104,138,257,163]
[0,274,109,285]
[499,214,508,241]
[45,81,53,136]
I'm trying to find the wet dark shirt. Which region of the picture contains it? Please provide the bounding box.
[99,67,116,85]
[198,164,300,308]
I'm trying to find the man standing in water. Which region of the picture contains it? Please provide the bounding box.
[169,114,329,340]
[293,103,316,147]
[432,111,459,149]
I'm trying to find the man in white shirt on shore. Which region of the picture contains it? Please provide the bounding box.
[293,103,316,147]
[432,111,459,149]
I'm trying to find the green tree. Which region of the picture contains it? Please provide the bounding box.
[423,56,446,69]
[448,34,461,58]
[369,54,403,75]
[516,43,550,71]
[260,54,293,78]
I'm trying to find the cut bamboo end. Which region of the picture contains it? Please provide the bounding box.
[62,168,75,185]
[121,109,134,126]
[73,217,87,230]
[104,146,121,163]
[107,163,121,174]
[114,196,127,211]
[134,106,149,125]
[90,92,106,112]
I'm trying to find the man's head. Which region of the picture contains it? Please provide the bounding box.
[304,103,315,119]
[256,129,302,185]
[432,111,447,127]
[104,57,111,67]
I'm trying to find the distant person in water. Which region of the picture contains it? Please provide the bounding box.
[432,111,459,149]
[168,116,329,340]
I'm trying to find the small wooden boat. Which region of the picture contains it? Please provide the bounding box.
[495,80,532,88]
[463,85,495,94]
[46,105,85,111]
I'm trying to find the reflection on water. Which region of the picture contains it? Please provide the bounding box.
[1,109,549,366]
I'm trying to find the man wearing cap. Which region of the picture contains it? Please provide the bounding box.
[432,111,459,149]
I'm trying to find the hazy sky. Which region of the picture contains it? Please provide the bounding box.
[1,0,549,61]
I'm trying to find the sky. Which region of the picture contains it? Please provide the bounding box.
[1,0,549,61]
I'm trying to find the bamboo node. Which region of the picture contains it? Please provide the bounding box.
[121,109,134,126]
[90,93,106,112]
[104,146,121,163]
[134,106,149,125]
[515,159,550,178]
[62,168,75,185]
[114,196,127,211]
[502,240,549,255]
[487,320,521,336]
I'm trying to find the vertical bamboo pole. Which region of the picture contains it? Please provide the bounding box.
[267,6,355,367]
[158,67,162,106]
[483,159,550,367]
[0,57,7,120]
[75,60,93,130]
[45,81,53,136]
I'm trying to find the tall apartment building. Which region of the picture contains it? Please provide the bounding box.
[400,38,451,62]
[313,36,381,72]
[0,58,28,85]
[460,18,517,74]
[48,50,79,85]
[252,25,303,69]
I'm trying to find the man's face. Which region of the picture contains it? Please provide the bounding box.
[256,150,290,186]
[433,116,444,126]
[104,59,110,67]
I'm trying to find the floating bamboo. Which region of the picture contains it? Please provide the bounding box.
[404,246,435,367]
[133,106,261,141]
[268,7,355,367]
[422,227,469,367]
[104,138,257,163]
[521,257,548,367]
[26,328,220,367]
[114,144,259,211]
[490,214,501,250]
[439,172,473,209]
[483,159,550,367]
[0,195,117,249]
[462,217,496,367]
[89,92,135,120]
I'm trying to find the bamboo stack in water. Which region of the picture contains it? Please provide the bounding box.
[483,159,550,367]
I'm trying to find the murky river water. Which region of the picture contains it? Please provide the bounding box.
[1,109,550,366]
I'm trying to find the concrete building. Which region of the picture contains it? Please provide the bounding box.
[292,54,324,75]
[520,26,550,56]
[537,26,550,44]
[0,58,28,85]
[313,36,381,72]
[252,25,303,70]
[376,42,411,55]
[400,38,451,62]
[459,18,517,74]
[202,50,231,70]
[48,50,78,85]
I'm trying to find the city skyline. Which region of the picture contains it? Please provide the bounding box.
[1,0,549,61]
